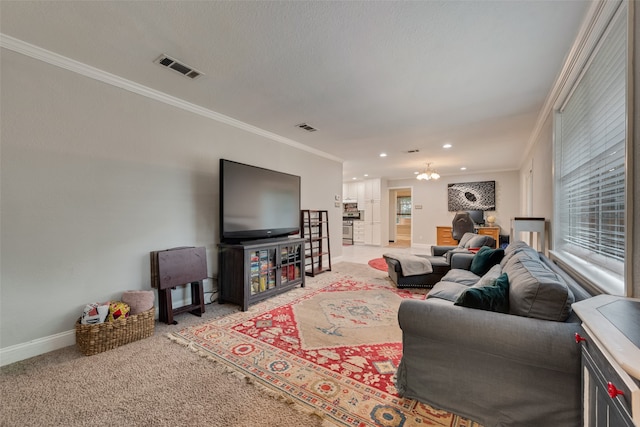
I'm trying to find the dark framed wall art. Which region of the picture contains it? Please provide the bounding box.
[448,181,496,211]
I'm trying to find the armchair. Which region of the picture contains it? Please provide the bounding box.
[384,232,496,289]
[431,232,496,259]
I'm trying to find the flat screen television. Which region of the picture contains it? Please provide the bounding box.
[467,209,485,225]
[220,159,301,243]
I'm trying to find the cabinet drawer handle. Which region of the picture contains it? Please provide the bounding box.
[607,382,624,399]
[575,333,586,343]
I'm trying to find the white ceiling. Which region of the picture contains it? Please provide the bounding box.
[0,1,591,181]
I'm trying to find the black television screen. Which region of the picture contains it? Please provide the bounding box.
[467,210,485,225]
[220,159,301,242]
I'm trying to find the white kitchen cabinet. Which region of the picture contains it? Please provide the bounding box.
[353,220,365,244]
[364,179,381,201]
[343,182,357,202]
[365,200,381,222]
[345,178,382,246]
[357,182,366,207]
[364,222,381,245]
[363,198,381,245]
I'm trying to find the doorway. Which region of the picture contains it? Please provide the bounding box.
[388,187,412,248]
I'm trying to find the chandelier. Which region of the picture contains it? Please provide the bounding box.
[416,163,440,181]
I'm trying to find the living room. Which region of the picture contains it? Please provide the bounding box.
[2,1,639,425]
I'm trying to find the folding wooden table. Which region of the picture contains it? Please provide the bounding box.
[150,246,207,325]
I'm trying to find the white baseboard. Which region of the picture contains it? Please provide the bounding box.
[0,292,206,366]
[0,330,76,367]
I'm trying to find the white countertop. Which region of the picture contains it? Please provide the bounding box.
[573,294,640,381]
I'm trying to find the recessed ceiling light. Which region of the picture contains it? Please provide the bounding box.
[443,143,452,149]
[379,153,387,157]
[460,167,467,170]
[352,177,357,180]
[364,174,369,177]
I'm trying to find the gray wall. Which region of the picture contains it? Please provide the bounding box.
[632,0,639,298]
[520,0,639,298]
[0,48,343,357]
[387,170,520,246]
[518,114,554,252]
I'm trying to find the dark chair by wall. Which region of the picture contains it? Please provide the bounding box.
[451,212,475,241]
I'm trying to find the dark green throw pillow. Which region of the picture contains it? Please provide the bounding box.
[454,273,510,313]
[470,246,505,276]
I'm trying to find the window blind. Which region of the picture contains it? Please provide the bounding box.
[554,2,627,289]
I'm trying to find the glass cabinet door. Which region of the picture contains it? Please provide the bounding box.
[280,244,302,284]
[249,248,276,295]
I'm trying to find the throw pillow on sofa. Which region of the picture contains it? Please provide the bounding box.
[457,232,476,248]
[470,246,505,276]
[454,273,509,313]
[465,234,495,249]
[427,281,471,302]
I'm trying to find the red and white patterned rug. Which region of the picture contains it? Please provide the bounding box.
[169,274,480,427]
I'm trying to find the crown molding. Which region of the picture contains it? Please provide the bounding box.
[0,33,343,164]
[520,0,624,168]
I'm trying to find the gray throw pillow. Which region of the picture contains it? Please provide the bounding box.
[457,232,476,248]
[465,234,495,249]
[440,269,482,286]
[475,264,503,287]
[427,281,470,302]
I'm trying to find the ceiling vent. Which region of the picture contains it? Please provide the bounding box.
[296,123,317,132]
[154,54,203,80]
[406,149,420,153]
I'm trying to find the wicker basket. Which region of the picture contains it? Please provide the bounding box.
[75,307,155,356]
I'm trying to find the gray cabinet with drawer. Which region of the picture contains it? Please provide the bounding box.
[573,296,640,426]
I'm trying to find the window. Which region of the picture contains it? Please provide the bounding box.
[397,196,411,215]
[553,2,628,295]
[396,196,411,223]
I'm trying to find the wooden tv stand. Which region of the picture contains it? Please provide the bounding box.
[218,237,305,311]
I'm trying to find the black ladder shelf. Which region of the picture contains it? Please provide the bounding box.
[301,210,331,276]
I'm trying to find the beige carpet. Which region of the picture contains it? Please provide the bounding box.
[0,262,388,427]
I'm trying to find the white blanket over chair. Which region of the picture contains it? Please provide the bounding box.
[383,253,433,276]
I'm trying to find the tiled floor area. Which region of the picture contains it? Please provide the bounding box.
[339,243,432,265]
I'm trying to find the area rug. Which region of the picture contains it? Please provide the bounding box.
[367,257,388,272]
[169,276,480,427]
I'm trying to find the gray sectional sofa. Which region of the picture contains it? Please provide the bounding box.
[395,241,594,427]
